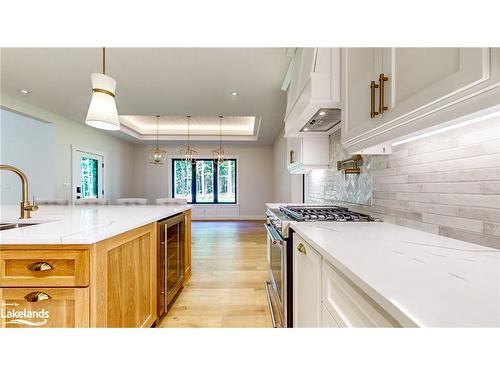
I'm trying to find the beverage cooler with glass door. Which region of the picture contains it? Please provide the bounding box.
[157,213,185,319]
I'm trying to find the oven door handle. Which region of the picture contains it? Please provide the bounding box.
[264,223,283,245]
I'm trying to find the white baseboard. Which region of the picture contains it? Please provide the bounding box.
[192,215,265,221]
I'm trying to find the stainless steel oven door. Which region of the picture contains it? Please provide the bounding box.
[264,223,285,327]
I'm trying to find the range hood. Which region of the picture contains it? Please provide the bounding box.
[300,108,341,133]
[284,48,341,137]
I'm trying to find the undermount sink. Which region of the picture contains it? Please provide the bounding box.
[0,222,42,231]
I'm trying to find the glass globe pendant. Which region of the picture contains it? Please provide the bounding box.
[148,115,167,165]
[180,116,197,165]
[213,115,228,164]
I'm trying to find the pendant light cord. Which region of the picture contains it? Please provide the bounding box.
[219,116,223,150]
[156,115,159,149]
[102,47,106,75]
[187,116,191,149]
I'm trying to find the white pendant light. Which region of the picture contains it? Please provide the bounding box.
[86,47,120,131]
[180,116,197,164]
[148,116,167,165]
[213,115,228,164]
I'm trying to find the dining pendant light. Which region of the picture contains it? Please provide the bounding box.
[148,116,167,165]
[180,116,197,164]
[213,115,228,164]
[86,47,120,131]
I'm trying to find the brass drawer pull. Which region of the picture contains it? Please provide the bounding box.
[378,73,389,114]
[370,80,379,118]
[27,261,55,272]
[24,291,52,303]
[297,243,307,254]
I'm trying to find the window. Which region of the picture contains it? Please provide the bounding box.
[196,160,214,203]
[173,159,193,202]
[172,158,237,204]
[217,160,236,203]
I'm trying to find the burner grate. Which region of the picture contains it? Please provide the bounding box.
[279,205,378,222]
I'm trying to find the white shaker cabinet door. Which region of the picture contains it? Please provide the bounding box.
[293,233,322,328]
[381,48,491,126]
[341,48,384,146]
[321,303,341,328]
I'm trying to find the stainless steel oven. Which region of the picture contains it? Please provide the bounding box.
[265,223,285,327]
[264,209,293,328]
[157,213,185,320]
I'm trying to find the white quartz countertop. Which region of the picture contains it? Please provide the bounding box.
[0,205,190,245]
[290,220,500,327]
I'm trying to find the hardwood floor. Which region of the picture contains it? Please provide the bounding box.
[160,221,272,328]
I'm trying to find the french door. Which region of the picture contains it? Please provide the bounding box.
[72,148,104,202]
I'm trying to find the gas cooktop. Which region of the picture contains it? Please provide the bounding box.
[279,205,379,222]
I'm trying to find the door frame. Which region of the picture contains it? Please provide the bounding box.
[71,145,106,204]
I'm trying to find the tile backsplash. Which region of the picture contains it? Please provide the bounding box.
[306,134,373,205]
[305,117,500,249]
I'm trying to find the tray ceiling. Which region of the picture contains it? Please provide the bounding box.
[119,115,258,141]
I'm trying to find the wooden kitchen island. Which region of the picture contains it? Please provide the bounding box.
[0,205,191,328]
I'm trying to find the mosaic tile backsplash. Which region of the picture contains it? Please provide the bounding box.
[305,117,500,249]
[306,132,373,205]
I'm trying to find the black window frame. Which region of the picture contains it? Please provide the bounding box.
[172,158,237,204]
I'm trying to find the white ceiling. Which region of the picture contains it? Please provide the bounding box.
[0,48,291,144]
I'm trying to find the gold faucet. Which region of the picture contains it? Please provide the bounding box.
[0,164,39,219]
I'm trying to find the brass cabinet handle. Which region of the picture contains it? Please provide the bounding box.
[27,261,54,272]
[370,80,379,118]
[24,291,52,303]
[378,73,389,114]
[289,150,295,164]
[297,243,307,254]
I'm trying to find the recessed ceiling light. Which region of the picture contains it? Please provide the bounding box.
[319,111,326,116]
[230,91,239,96]
[303,128,309,131]
[18,89,31,94]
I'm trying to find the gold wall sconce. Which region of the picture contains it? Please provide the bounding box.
[337,154,363,175]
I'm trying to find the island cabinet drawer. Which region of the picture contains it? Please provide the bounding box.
[0,287,89,328]
[321,260,400,328]
[0,249,89,287]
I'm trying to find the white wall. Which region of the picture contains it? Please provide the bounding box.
[272,128,303,203]
[0,94,136,203]
[133,143,274,218]
[0,108,55,204]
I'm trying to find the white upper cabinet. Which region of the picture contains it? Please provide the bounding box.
[286,136,330,174]
[341,48,384,145]
[341,48,500,153]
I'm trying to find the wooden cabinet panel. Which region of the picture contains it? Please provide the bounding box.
[293,234,321,328]
[90,223,157,328]
[322,260,399,327]
[184,210,192,283]
[0,287,89,328]
[0,248,89,287]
